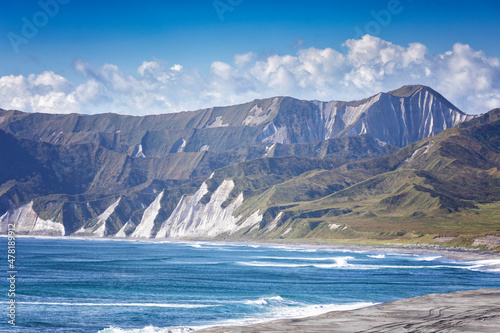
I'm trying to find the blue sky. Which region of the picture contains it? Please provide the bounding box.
[1,0,500,115]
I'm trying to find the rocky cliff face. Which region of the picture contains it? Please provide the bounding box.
[264,86,473,147]
[0,201,65,236]
[0,85,471,154]
[155,179,261,238]
[0,85,480,239]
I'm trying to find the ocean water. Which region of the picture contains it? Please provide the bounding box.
[1,238,500,332]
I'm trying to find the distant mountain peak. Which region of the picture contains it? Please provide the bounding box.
[386,84,467,116]
[387,84,435,97]
[264,85,473,147]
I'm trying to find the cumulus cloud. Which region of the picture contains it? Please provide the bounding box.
[343,36,428,92]
[1,35,499,115]
[234,52,256,67]
[0,72,77,113]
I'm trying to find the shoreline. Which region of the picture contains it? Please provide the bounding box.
[10,235,500,270]
[195,289,500,333]
[206,239,500,266]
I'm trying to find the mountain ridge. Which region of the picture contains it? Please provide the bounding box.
[2,85,497,249]
[0,84,473,150]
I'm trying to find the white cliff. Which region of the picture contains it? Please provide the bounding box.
[0,201,38,234]
[264,211,283,234]
[73,198,121,237]
[156,179,262,238]
[130,191,164,238]
[31,218,65,236]
[0,201,65,236]
[115,220,135,238]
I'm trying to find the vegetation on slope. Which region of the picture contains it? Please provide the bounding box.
[216,109,500,249]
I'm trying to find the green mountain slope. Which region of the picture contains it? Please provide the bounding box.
[218,109,500,248]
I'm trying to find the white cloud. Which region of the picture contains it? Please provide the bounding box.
[1,35,499,115]
[137,60,162,76]
[345,35,427,68]
[429,43,500,112]
[234,52,255,67]
[170,64,183,72]
[0,72,77,113]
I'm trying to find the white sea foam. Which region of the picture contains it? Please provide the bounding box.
[268,302,377,320]
[342,264,476,270]
[285,248,317,253]
[168,261,222,265]
[99,326,197,333]
[253,256,354,261]
[323,248,368,254]
[314,262,352,268]
[268,246,368,254]
[235,260,474,270]
[269,245,292,250]
[237,257,354,268]
[468,259,500,266]
[243,296,285,305]
[181,242,250,252]
[97,301,376,333]
[207,301,377,328]
[367,254,386,259]
[269,246,317,253]
[463,259,500,273]
[238,261,312,268]
[413,255,442,261]
[98,300,376,333]
[18,301,214,308]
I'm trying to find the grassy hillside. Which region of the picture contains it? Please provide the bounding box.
[214,109,500,249]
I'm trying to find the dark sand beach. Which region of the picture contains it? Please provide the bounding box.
[197,289,500,332]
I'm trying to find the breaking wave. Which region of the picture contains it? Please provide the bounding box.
[98,298,377,333]
[237,256,354,268]
[413,255,442,261]
[367,254,386,259]
[18,301,214,308]
[99,326,196,333]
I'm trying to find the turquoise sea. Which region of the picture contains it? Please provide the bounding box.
[1,237,500,332]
